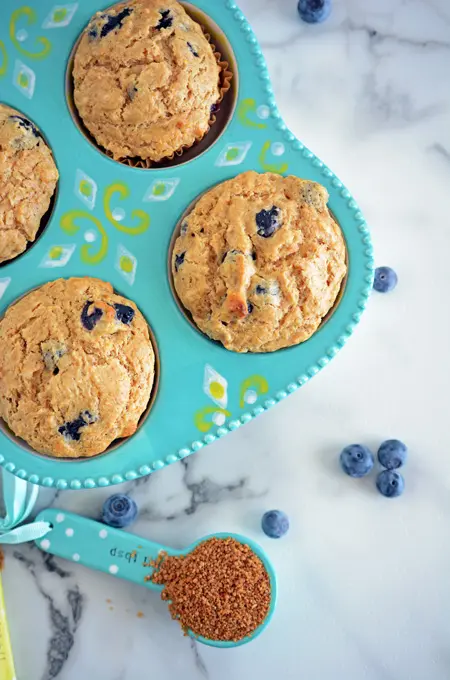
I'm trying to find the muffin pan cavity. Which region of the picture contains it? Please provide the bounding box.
[0,105,59,267]
[0,0,373,489]
[65,1,237,169]
[0,282,161,461]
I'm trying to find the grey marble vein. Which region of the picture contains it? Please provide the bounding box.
[13,549,83,680]
[190,640,209,679]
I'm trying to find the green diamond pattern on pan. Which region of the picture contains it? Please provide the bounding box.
[144,178,180,202]
[13,61,35,99]
[43,4,79,28]
[40,245,76,269]
[115,245,137,285]
[75,169,97,209]
[216,142,252,167]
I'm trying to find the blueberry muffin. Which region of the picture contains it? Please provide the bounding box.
[73,0,221,163]
[0,104,58,264]
[0,278,155,457]
[172,171,347,353]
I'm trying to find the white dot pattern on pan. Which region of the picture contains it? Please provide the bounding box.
[65,528,74,537]
[56,513,65,523]
[271,142,285,156]
[73,554,80,562]
[109,565,119,574]
[84,230,97,243]
[99,529,108,539]
[112,207,126,222]
[257,105,270,119]
[40,539,50,550]
[244,389,258,404]
[212,412,226,426]
[16,29,28,42]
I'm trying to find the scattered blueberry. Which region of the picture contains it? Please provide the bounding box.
[9,115,41,138]
[187,42,199,57]
[175,252,185,272]
[88,26,98,39]
[102,494,138,528]
[297,0,332,24]
[98,7,133,38]
[114,303,135,325]
[81,301,103,331]
[262,510,289,539]
[256,284,266,294]
[376,470,404,498]
[58,411,97,441]
[256,206,281,238]
[247,302,254,314]
[180,220,188,235]
[210,102,220,115]
[340,444,374,478]
[373,266,398,293]
[378,439,407,470]
[156,9,173,30]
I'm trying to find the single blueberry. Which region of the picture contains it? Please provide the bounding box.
[127,84,138,101]
[102,494,138,528]
[156,9,173,29]
[58,410,97,441]
[175,252,185,272]
[376,470,404,498]
[261,510,289,539]
[297,0,332,24]
[9,115,41,138]
[373,266,398,293]
[114,303,135,325]
[81,301,103,331]
[340,444,374,478]
[58,415,87,442]
[377,439,407,470]
[256,206,281,238]
[256,284,266,294]
[180,220,188,235]
[187,42,199,57]
[99,7,133,38]
[247,302,254,314]
[88,26,98,39]
[210,102,219,114]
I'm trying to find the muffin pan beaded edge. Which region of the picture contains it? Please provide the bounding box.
[0,0,374,489]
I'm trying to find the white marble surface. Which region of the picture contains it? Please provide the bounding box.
[4,0,450,678]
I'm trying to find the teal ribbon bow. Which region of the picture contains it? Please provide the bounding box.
[0,471,51,544]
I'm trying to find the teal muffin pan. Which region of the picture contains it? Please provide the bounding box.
[0,0,374,490]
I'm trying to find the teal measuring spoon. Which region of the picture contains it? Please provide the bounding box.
[35,509,277,648]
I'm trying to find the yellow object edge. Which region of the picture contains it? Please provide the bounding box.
[0,571,16,680]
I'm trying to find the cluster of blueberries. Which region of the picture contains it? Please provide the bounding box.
[340,440,407,497]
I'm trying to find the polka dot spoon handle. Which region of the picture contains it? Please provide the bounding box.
[35,509,178,591]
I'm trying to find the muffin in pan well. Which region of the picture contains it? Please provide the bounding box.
[0,278,155,458]
[73,0,222,163]
[172,171,347,353]
[0,104,58,265]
